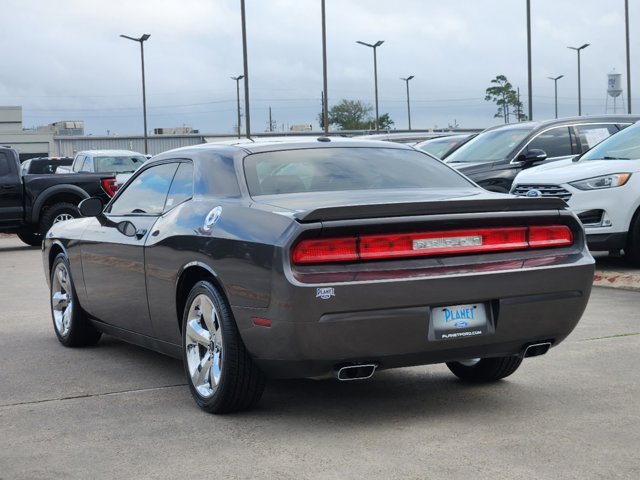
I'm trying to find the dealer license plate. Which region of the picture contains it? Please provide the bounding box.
[431,303,490,340]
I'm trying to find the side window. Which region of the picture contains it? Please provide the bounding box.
[80,156,92,172]
[108,163,179,215]
[0,153,11,177]
[574,124,618,151]
[527,127,572,158]
[164,162,193,212]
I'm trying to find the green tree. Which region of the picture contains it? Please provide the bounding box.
[376,113,395,130]
[484,75,527,123]
[321,99,373,130]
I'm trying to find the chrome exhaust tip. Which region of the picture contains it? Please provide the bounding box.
[335,363,377,381]
[523,342,552,358]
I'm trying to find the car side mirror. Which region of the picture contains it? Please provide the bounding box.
[518,148,548,166]
[79,197,104,217]
[117,221,137,237]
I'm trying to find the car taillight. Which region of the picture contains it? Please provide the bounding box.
[291,237,358,264]
[291,225,573,265]
[101,178,118,197]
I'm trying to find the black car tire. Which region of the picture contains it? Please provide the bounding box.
[624,212,640,266]
[182,280,266,413]
[446,356,523,382]
[17,232,42,247]
[40,202,80,237]
[50,253,102,347]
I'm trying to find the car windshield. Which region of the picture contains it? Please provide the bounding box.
[579,123,640,161]
[243,147,473,196]
[95,155,146,173]
[445,126,534,163]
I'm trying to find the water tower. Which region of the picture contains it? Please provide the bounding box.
[605,70,625,113]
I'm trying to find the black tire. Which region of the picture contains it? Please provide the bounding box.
[182,280,266,413]
[446,356,523,382]
[624,212,640,266]
[50,253,102,347]
[17,231,42,247]
[40,202,80,237]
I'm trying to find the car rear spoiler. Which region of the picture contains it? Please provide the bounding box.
[293,197,567,223]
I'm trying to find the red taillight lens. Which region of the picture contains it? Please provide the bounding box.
[528,225,573,247]
[101,178,118,197]
[292,237,358,264]
[291,225,574,265]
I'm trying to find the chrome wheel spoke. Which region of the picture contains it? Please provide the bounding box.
[199,297,217,334]
[52,291,69,311]
[57,267,68,291]
[211,349,222,386]
[192,351,213,389]
[186,319,210,347]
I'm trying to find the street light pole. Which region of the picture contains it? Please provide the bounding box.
[240,0,251,138]
[568,43,590,116]
[400,75,414,130]
[120,34,151,154]
[231,75,244,138]
[321,0,329,133]
[526,0,533,120]
[548,75,564,119]
[356,40,384,132]
[625,0,631,113]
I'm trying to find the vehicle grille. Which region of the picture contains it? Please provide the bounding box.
[577,209,604,226]
[512,184,572,201]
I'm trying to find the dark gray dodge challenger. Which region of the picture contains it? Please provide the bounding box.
[43,138,594,413]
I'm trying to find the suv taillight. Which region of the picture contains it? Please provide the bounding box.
[101,178,118,197]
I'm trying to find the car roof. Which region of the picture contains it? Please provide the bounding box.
[157,136,414,158]
[76,149,145,156]
[482,114,640,133]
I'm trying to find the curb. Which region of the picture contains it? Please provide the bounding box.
[593,271,640,292]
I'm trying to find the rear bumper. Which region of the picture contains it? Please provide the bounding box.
[234,255,594,379]
[586,232,627,251]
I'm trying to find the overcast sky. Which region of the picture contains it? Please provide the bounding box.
[1,0,637,135]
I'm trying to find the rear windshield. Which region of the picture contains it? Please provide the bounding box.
[445,126,534,163]
[95,155,146,173]
[243,147,473,196]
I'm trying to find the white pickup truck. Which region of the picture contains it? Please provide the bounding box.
[57,149,147,187]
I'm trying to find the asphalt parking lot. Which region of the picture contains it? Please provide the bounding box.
[0,235,639,479]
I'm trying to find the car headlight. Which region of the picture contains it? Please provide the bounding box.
[569,173,631,190]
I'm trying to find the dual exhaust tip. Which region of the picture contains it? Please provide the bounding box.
[334,342,551,381]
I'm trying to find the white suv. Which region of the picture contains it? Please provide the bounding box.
[511,122,640,265]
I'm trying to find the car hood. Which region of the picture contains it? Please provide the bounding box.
[515,158,640,184]
[446,161,495,175]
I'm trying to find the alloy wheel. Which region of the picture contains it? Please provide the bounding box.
[185,294,224,398]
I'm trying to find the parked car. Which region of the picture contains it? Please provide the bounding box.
[43,138,594,413]
[358,131,476,145]
[511,121,640,264]
[20,156,73,175]
[445,115,640,192]
[0,146,117,246]
[414,134,476,159]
